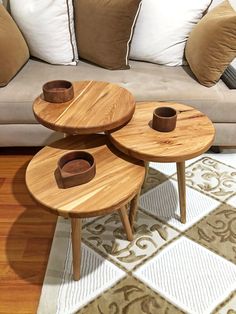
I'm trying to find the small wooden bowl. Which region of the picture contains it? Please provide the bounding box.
[43,80,74,103]
[152,107,177,132]
[58,151,96,188]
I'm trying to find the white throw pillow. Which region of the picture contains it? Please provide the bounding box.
[10,0,78,65]
[231,59,236,70]
[208,0,224,10]
[130,0,211,66]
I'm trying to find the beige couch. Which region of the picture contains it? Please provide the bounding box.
[0,57,236,147]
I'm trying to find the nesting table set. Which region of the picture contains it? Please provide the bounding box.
[26,80,215,280]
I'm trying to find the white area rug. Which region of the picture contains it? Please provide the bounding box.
[37,152,236,314]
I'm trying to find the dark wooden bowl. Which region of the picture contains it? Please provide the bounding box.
[43,80,74,103]
[58,151,96,188]
[152,107,177,132]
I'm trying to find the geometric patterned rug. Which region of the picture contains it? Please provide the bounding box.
[37,153,236,314]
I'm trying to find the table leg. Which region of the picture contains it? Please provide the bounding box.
[129,189,141,230]
[176,161,186,224]
[128,162,147,229]
[119,207,133,241]
[144,161,149,185]
[71,218,81,280]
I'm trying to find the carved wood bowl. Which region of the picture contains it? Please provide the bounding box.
[152,107,177,132]
[43,80,74,103]
[58,151,96,188]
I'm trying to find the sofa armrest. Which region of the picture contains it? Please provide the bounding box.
[222,63,236,89]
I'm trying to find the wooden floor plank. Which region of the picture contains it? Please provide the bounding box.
[0,150,57,314]
[0,285,42,314]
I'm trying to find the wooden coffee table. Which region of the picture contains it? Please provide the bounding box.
[26,134,145,280]
[108,102,215,225]
[33,80,135,134]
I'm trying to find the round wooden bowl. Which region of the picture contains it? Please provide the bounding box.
[152,106,177,132]
[43,80,74,103]
[58,151,96,188]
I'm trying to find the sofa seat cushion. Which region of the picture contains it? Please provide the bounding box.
[0,59,235,124]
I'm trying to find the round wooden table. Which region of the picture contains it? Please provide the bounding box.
[108,102,215,225]
[26,134,145,280]
[33,80,135,134]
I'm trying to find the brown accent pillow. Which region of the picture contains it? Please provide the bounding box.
[0,4,29,87]
[74,0,142,70]
[185,0,236,87]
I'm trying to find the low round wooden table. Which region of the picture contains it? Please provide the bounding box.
[33,80,135,134]
[108,102,215,225]
[26,134,145,280]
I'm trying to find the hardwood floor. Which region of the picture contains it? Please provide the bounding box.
[0,149,57,314]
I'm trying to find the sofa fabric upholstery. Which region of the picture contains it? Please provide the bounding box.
[0,124,62,147]
[0,59,235,126]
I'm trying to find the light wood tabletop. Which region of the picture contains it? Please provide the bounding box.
[33,80,135,134]
[108,102,215,225]
[108,102,215,163]
[25,134,145,219]
[26,134,145,280]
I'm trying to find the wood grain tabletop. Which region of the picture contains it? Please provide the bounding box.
[108,102,215,162]
[26,134,145,218]
[33,80,135,134]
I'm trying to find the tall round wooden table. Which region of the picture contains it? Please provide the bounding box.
[108,102,215,226]
[27,81,142,280]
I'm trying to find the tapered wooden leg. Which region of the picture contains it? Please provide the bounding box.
[129,189,141,230]
[144,161,149,185]
[176,161,186,224]
[71,218,81,281]
[119,207,133,241]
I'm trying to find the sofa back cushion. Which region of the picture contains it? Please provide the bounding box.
[2,0,9,10]
[9,0,78,65]
[207,0,236,10]
[208,0,224,10]
[0,4,29,86]
[74,0,142,70]
[130,0,211,66]
[185,0,236,87]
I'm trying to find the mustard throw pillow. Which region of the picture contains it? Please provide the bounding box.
[0,4,29,86]
[74,0,142,70]
[185,0,236,87]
